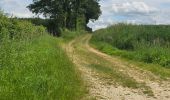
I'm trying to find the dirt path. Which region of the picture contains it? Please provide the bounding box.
[63,34,170,100]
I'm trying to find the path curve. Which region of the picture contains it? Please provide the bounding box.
[63,34,170,100]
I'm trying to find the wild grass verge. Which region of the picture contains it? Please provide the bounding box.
[0,12,86,99]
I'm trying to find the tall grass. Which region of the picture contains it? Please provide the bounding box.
[61,29,86,41]
[91,24,170,68]
[0,12,86,99]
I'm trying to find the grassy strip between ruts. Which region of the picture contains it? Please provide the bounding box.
[71,35,153,96]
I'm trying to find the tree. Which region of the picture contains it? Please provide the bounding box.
[83,0,101,24]
[27,0,101,34]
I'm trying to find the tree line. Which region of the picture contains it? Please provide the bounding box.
[27,0,101,36]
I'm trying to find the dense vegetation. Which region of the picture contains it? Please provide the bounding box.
[91,24,170,68]
[18,18,60,36]
[0,12,86,99]
[27,0,101,35]
[0,0,99,98]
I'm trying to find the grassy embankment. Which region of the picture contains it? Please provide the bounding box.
[0,13,86,99]
[90,24,170,79]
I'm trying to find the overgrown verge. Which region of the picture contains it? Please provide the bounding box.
[61,29,86,41]
[90,24,170,78]
[0,12,86,99]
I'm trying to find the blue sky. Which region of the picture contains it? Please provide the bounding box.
[1,0,170,30]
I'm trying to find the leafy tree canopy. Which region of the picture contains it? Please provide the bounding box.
[27,0,101,33]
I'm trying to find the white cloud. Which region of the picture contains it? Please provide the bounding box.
[88,0,170,30]
[88,17,115,31]
[0,0,34,18]
[110,2,158,15]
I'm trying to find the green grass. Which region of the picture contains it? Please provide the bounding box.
[90,24,170,79]
[61,29,86,41]
[0,12,86,100]
[0,35,86,100]
[91,24,170,67]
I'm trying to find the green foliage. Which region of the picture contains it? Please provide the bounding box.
[61,29,86,41]
[0,16,46,41]
[18,18,61,36]
[0,13,86,99]
[27,0,101,34]
[91,24,170,68]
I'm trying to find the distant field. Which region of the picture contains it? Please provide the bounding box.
[91,24,170,68]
